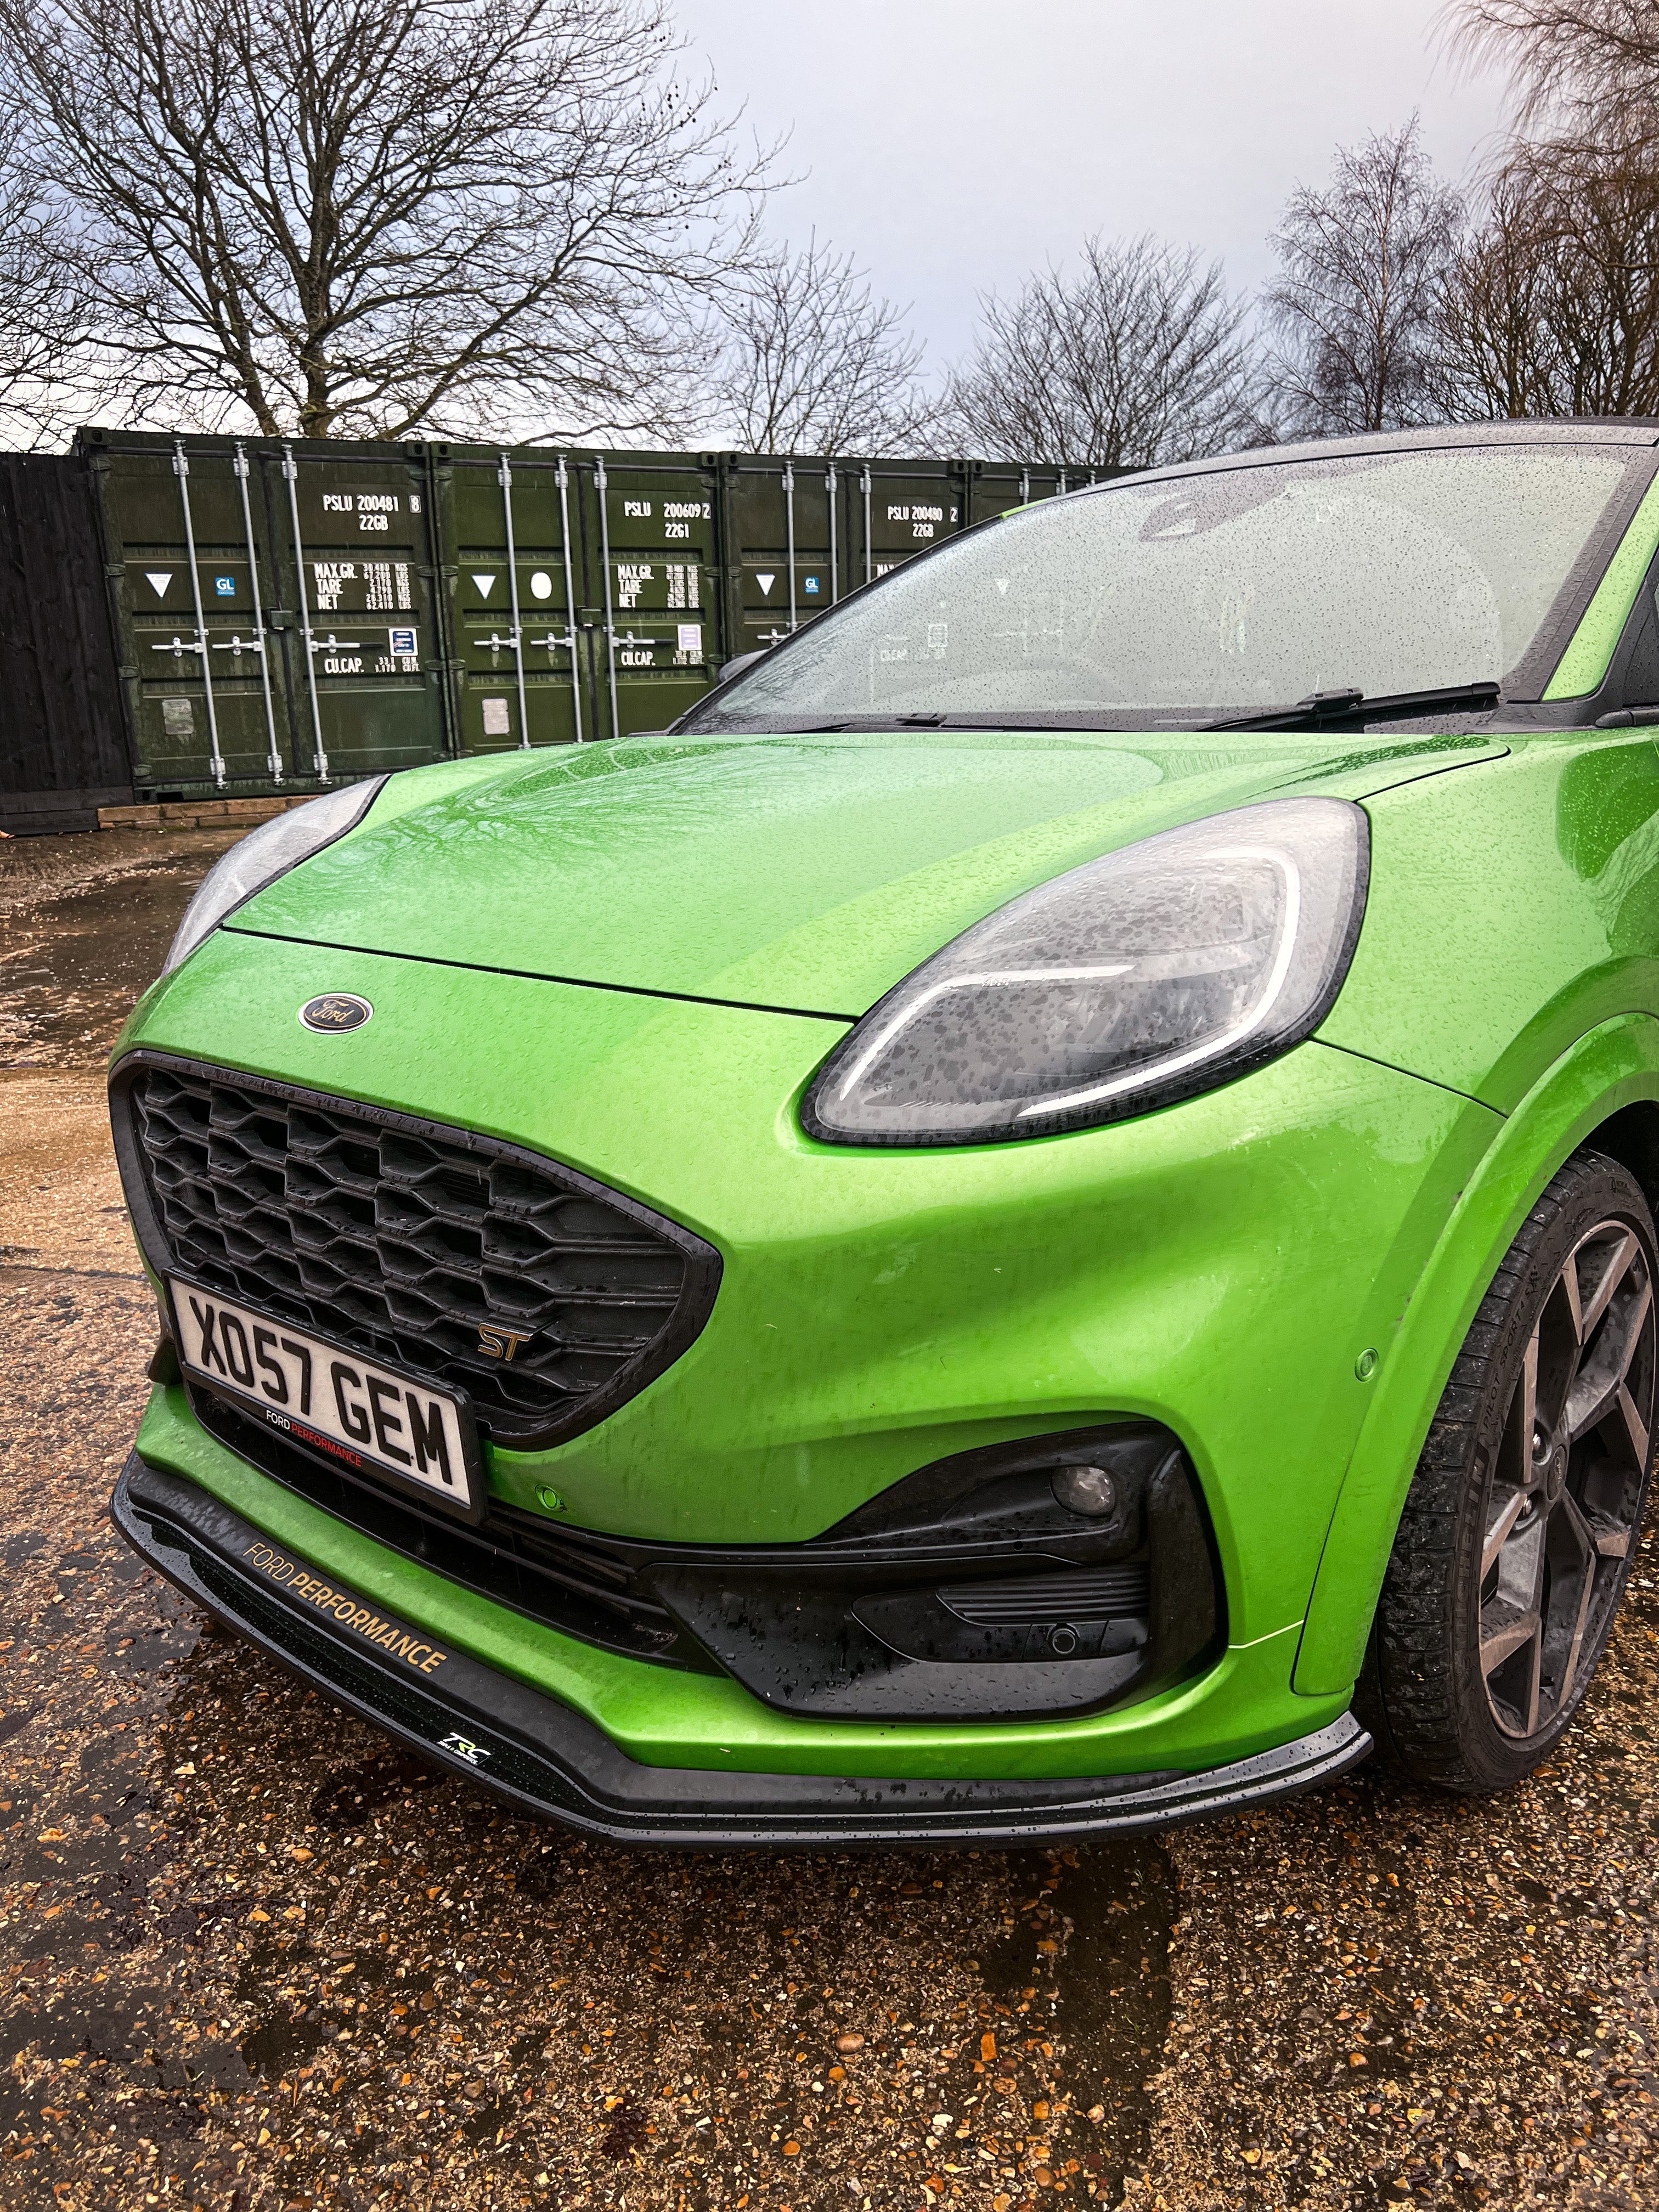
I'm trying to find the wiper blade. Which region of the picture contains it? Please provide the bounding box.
[781,714,954,730]
[1203,681,1502,733]
[713,712,1139,734]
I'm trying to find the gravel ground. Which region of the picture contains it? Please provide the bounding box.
[2,828,1657,2212]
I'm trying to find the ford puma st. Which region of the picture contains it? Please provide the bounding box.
[108,421,1659,1844]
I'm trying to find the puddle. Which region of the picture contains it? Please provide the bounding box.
[308,1751,444,1830]
[0,828,239,1069]
[1005,1842,1175,2198]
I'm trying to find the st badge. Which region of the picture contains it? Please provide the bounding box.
[299,992,373,1034]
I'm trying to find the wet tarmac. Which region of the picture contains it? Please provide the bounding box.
[1,829,242,1074]
[3,828,1659,2210]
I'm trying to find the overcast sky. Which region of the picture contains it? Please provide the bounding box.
[675,0,1517,373]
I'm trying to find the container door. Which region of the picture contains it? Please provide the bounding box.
[95,440,299,794]
[724,460,842,659]
[966,464,1118,527]
[968,463,1057,526]
[440,449,587,752]
[588,455,721,737]
[272,444,449,784]
[851,464,970,587]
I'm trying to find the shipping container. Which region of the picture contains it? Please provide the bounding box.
[81,428,452,798]
[0,430,1117,822]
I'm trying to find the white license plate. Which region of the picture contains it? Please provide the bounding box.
[168,1278,481,1521]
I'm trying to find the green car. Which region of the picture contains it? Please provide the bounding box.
[110,422,1659,1843]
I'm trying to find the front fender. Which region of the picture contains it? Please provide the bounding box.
[1294,1011,1659,1696]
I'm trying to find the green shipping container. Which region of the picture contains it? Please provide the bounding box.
[73,429,1113,797]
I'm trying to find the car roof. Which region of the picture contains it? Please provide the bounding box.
[1074,418,1659,500]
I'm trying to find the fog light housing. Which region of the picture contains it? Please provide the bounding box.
[650,1420,1224,1722]
[1051,1463,1118,1517]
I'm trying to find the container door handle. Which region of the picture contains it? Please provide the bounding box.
[171,438,225,788]
[233,442,283,783]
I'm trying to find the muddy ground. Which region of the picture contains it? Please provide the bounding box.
[2,827,1657,2212]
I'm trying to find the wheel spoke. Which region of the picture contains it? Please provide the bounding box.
[1560,1252,1585,1344]
[1618,1380,1651,1470]
[1537,1266,1589,1443]
[1578,1229,1639,1341]
[1551,1492,1601,1711]
[1522,1624,1543,1734]
[1567,1275,1652,1443]
[1501,1325,1541,1491]
[1621,1272,1653,1380]
[1481,1607,1540,1672]
[1482,1486,1530,1579]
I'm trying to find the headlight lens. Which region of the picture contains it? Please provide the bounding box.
[802,796,1369,1146]
[161,777,388,977]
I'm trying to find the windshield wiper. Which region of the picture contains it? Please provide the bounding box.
[708,711,1144,734]
[788,713,951,731]
[1203,681,1502,733]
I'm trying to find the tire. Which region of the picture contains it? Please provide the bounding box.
[1358,1148,1658,1793]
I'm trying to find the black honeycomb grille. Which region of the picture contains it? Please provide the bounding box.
[115,1057,720,1447]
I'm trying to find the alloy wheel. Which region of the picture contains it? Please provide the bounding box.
[1480,1218,1656,1740]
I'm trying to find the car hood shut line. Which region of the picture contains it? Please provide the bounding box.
[229,729,1510,1019]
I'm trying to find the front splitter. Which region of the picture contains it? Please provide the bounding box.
[112,1455,1371,1848]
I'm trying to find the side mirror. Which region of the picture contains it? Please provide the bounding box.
[713,649,768,688]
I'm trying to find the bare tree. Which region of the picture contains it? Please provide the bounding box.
[1435,136,1659,415]
[704,233,932,453]
[1430,169,1562,416]
[0,0,772,439]
[1444,1,1659,144]
[939,235,1262,468]
[1264,119,1465,436]
[1432,6,1659,419]
[0,119,92,446]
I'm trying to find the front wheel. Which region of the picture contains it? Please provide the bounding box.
[1359,1149,1657,1792]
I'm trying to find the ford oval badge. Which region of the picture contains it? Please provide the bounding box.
[299,992,373,1034]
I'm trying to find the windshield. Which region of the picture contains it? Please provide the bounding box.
[680,444,1638,731]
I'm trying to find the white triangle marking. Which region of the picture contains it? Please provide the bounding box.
[756,572,775,595]
[146,572,172,597]
[995,578,1009,595]
[472,573,495,596]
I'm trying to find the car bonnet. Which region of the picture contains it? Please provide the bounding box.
[223,729,1506,1018]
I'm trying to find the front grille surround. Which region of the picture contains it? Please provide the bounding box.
[111,1052,721,1451]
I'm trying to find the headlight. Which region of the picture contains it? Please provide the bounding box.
[802,796,1369,1146]
[161,777,388,977]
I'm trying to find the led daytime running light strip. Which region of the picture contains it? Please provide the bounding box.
[830,841,1302,1123]
[1024,844,1301,1119]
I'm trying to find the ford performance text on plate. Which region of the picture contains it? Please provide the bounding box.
[105,424,1659,1844]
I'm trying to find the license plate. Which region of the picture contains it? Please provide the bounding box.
[167,1278,482,1522]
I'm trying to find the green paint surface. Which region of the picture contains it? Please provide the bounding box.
[229,727,1507,1017]
[1545,472,1659,699]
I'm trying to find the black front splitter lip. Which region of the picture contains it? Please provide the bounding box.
[112,1455,1372,1850]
